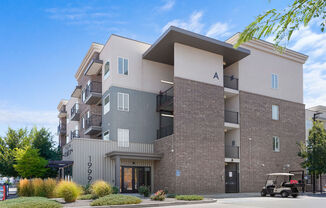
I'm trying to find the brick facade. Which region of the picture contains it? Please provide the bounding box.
[154,77,225,194]
[239,91,305,192]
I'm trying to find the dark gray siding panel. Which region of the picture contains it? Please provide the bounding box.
[102,86,159,144]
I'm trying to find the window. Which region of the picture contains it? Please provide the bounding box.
[272,74,278,89]
[82,89,86,102]
[118,57,128,75]
[272,105,279,120]
[103,131,110,140]
[117,92,129,111]
[104,61,110,79]
[104,94,110,114]
[273,136,280,152]
[118,129,129,147]
[82,117,85,129]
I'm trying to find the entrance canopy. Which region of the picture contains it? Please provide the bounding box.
[106,151,162,161]
[47,160,73,168]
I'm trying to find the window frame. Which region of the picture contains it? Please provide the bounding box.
[104,60,110,79]
[273,136,280,152]
[272,105,279,120]
[103,130,110,140]
[117,57,129,75]
[104,93,110,114]
[272,74,279,89]
[117,92,129,111]
[117,128,129,147]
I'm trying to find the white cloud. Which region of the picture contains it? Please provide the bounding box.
[160,0,175,11]
[162,11,204,33]
[206,22,232,38]
[0,106,58,142]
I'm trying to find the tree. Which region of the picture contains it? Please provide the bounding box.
[13,146,48,178]
[0,128,31,177]
[235,0,326,49]
[298,121,326,189]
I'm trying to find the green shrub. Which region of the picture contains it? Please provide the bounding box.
[150,190,166,201]
[54,181,82,203]
[91,180,112,197]
[138,186,150,197]
[18,179,34,197]
[90,194,141,206]
[175,195,204,201]
[0,197,62,208]
[78,194,98,200]
[43,178,57,198]
[167,193,176,198]
[112,186,119,194]
[82,184,92,194]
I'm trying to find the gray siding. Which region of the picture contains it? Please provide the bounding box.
[102,86,159,144]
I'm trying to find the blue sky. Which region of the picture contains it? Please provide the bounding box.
[0,0,325,143]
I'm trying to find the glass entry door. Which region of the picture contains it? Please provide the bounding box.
[121,166,151,193]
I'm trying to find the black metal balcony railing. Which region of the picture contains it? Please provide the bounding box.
[57,124,66,135]
[157,125,173,139]
[85,81,102,100]
[85,114,102,130]
[225,145,240,158]
[225,110,239,124]
[224,75,239,90]
[71,130,80,139]
[157,86,174,112]
[71,103,80,120]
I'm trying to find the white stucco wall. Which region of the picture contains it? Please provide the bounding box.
[237,46,303,103]
[174,43,224,86]
[100,35,174,94]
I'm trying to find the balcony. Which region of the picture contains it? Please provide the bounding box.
[225,110,239,124]
[157,124,173,139]
[224,75,238,90]
[157,86,174,112]
[84,114,102,135]
[57,124,66,135]
[225,145,240,159]
[84,81,102,105]
[71,130,80,139]
[70,103,80,121]
[71,85,82,98]
[84,58,103,76]
[58,105,67,118]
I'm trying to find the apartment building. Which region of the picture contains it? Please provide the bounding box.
[57,26,308,194]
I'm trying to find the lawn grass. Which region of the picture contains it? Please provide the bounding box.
[90,194,141,206]
[0,197,62,208]
[175,195,204,201]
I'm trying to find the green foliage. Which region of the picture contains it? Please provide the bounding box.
[235,0,326,49]
[298,120,326,175]
[54,181,82,203]
[138,186,150,197]
[82,184,92,194]
[150,190,166,201]
[18,179,34,197]
[90,180,112,197]
[13,146,48,178]
[78,194,98,200]
[175,195,204,201]
[166,193,176,198]
[90,194,141,206]
[112,186,119,194]
[0,197,62,208]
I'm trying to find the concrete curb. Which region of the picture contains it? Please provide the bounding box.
[63,199,217,208]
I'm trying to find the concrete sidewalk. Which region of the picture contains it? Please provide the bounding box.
[203,192,260,199]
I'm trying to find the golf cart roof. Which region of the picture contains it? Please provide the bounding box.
[267,173,294,176]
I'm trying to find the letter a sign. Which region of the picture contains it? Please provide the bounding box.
[213,72,219,80]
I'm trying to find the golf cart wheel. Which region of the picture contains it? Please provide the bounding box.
[292,194,298,198]
[281,191,289,198]
[261,190,267,197]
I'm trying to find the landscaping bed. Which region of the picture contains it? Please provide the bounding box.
[0,197,62,208]
[91,194,142,206]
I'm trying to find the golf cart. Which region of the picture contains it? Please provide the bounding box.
[261,173,299,198]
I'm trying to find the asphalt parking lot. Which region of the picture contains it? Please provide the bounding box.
[153,195,326,208]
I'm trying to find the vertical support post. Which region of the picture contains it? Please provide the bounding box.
[115,156,120,189]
